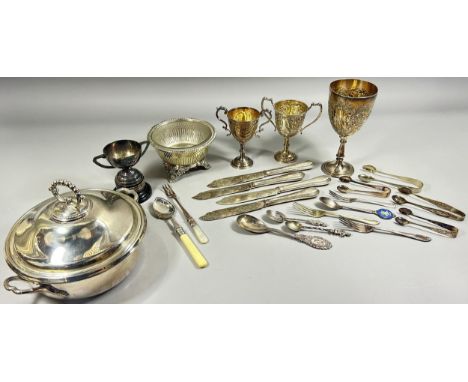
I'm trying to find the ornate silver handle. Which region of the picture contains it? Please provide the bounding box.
[279,180,321,193]
[410,201,463,221]
[406,221,455,238]
[253,171,304,188]
[256,110,269,137]
[215,106,231,136]
[266,188,319,207]
[307,227,351,238]
[49,179,84,205]
[270,228,332,250]
[300,102,323,133]
[261,97,276,130]
[414,194,465,219]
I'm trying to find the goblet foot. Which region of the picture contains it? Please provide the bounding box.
[321,160,354,177]
[274,150,297,163]
[231,155,253,169]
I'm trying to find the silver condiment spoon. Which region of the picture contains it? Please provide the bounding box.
[236,214,332,250]
[285,220,351,238]
[399,207,458,236]
[392,195,463,221]
[320,197,395,220]
[265,210,327,227]
[395,217,455,238]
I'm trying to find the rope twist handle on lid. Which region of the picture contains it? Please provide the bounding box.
[49,179,84,206]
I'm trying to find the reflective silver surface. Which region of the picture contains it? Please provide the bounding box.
[4,181,146,298]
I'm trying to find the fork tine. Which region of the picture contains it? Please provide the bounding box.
[338,216,352,226]
[338,216,357,229]
[161,184,172,197]
[293,202,314,214]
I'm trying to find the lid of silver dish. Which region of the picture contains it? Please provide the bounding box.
[4,180,146,283]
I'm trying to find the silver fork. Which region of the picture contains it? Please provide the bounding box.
[162,184,209,244]
[338,216,431,242]
[292,202,380,226]
[329,190,395,208]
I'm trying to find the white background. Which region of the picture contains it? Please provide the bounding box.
[1,1,468,382]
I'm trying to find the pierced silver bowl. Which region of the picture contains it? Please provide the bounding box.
[148,118,216,181]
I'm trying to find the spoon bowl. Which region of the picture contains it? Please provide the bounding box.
[358,174,373,182]
[362,164,377,173]
[286,221,302,232]
[319,197,341,210]
[399,207,413,216]
[265,210,286,223]
[237,214,270,234]
[337,185,351,193]
[392,195,407,205]
[395,217,410,226]
[338,176,352,183]
[398,186,414,195]
[152,197,176,220]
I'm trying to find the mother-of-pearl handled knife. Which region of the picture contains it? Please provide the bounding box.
[193,171,305,200]
[206,160,314,188]
[200,188,319,221]
[216,175,331,205]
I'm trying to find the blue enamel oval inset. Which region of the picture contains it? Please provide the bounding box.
[376,208,395,219]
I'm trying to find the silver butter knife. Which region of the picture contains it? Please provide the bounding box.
[200,188,319,221]
[193,171,305,200]
[216,175,331,205]
[206,161,314,188]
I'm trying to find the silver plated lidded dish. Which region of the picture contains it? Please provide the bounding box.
[3,179,146,300]
[148,118,216,182]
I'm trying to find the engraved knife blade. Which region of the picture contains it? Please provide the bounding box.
[193,171,305,200]
[200,188,319,221]
[206,161,314,188]
[216,176,329,205]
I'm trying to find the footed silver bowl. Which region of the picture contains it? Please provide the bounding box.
[148,118,216,181]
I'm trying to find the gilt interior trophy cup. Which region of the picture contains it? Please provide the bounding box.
[321,79,378,177]
[261,97,322,163]
[93,139,152,203]
[215,106,267,169]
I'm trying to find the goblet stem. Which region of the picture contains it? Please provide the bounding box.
[321,137,354,177]
[239,143,246,160]
[335,137,347,166]
[283,137,290,155]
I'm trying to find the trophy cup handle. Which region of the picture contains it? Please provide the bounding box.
[256,110,269,137]
[139,140,150,156]
[300,102,323,133]
[261,97,276,130]
[93,153,114,168]
[215,106,231,136]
